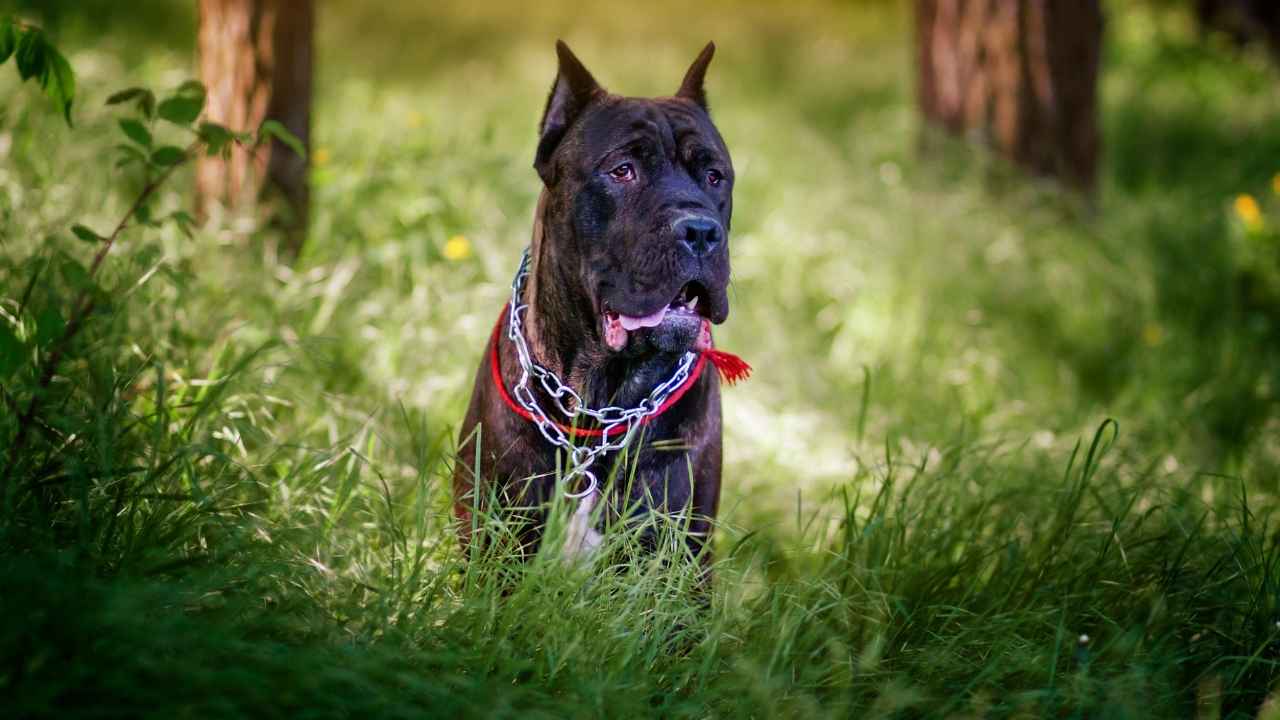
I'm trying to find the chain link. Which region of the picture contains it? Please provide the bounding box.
[505,248,697,500]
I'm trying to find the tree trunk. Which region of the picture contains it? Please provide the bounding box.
[915,0,1103,191]
[196,0,312,255]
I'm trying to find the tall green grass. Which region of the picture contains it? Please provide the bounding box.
[3,0,1280,716]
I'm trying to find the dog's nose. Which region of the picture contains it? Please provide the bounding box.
[675,216,723,257]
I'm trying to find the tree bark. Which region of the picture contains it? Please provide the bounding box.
[196,0,312,255]
[915,0,1103,191]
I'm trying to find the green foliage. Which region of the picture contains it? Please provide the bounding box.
[70,223,101,243]
[156,81,205,126]
[149,145,186,166]
[2,1,1280,718]
[1,17,75,125]
[0,18,15,63]
[197,122,234,157]
[116,117,151,147]
[0,323,22,379]
[106,86,156,119]
[258,118,307,160]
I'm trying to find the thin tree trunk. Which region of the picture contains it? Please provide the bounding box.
[196,0,312,255]
[915,0,1103,191]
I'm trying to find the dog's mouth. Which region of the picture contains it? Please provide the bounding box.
[601,282,714,353]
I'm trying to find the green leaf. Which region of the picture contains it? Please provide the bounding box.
[8,26,75,126]
[197,122,234,156]
[150,145,186,166]
[71,224,103,244]
[137,89,155,119]
[43,46,75,126]
[57,252,96,294]
[157,97,201,125]
[0,321,24,380]
[0,18,16,65]
[118,118,151,147]
[108,84,157,118]
[105,87,146,105]
[169,210,197,239]
[157,80,205,126]
[35,306,65,348]
[176,79,205,95]
[114,143,147,169]
[14,27,43,82]
[0,324,22,380]
[258,119,307,160]
[107,87,157,117]
[134,242,163,267]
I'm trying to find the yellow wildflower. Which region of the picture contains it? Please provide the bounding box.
[1234,193,1262,230]
[1272,173,1280,196]
[313,147,331,167]
[407,111,425,129]
[443,234,471,261]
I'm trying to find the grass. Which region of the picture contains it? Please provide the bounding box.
[4,0,1280,716]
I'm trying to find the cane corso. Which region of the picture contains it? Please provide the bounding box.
[453,40,738,564]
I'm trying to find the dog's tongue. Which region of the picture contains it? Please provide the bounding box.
[618,307,667,331]
[603,309,711,353]
[602,307,668,351]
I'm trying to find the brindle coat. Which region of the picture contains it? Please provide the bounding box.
[453,41,735,562]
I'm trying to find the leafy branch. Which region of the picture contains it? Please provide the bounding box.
[1,16,76,126]
[0,70,305,494]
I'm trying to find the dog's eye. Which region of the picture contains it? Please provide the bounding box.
[608,163,636,183]
[706,169,725,186]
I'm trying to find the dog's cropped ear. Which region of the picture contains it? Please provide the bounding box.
[535,40,604,185]
[676,42,715,111]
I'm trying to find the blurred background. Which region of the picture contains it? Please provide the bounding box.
[4,0,1280,715]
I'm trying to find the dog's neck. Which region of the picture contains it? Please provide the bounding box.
[520,191,686,411]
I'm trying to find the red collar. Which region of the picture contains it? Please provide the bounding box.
[489,303,749,438]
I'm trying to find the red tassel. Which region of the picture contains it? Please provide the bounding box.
[704,349,752,386]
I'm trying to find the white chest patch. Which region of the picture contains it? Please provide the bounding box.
[561,490,604,561]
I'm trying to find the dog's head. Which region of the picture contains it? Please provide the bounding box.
[532,41,733,358]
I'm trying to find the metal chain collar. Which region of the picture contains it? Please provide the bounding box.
[505,247,698,501]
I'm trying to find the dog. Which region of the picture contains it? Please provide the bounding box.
[453,40,742,565]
